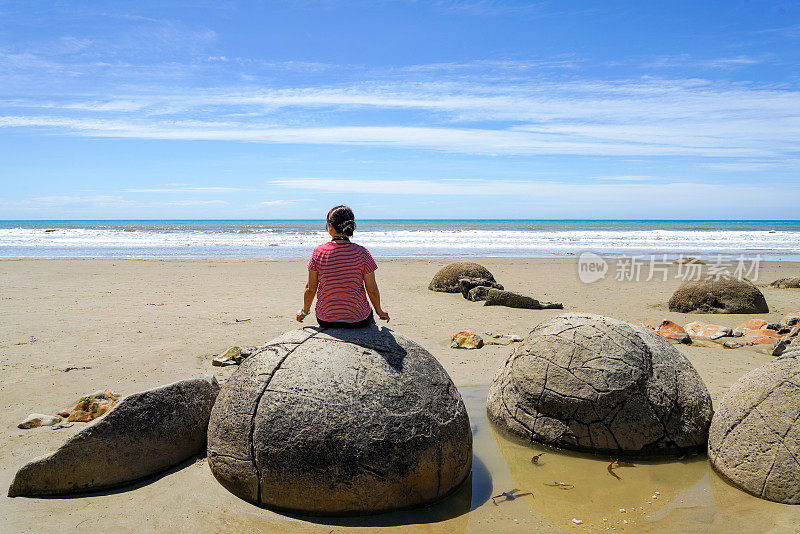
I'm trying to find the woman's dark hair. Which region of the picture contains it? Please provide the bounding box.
[327,205,356,236]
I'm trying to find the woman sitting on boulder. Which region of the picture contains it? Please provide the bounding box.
[297,205,390,327]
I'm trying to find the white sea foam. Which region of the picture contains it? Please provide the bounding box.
[1,226,799,258]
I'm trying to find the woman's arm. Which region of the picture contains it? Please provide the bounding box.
[297,270,319,322]
[364,271,389,321]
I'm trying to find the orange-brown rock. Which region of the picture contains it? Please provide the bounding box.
[637,323,656,331]
[737,319,767,333]
[58,390,119,422]
[743,329,781,339]
[656,320,691,344]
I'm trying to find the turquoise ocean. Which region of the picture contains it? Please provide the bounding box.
[1,220,799,260]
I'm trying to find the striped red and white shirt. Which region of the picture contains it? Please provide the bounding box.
[308,240,378,322]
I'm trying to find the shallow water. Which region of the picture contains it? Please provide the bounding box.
[452,386,798,533]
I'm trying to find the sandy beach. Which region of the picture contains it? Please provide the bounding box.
[2,257,799,532]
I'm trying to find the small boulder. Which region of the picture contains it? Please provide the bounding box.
[723,340,744,349]
[483,289,563,310]
[487,313,713,454]
[467,286,492,301]
[684,321,733,340]
[8,377,219,496]
[18,414,61,429]
[458,277,503,299]
[769,277,800,289]
[708,352,800,504]
[212,346,247,367]
[668,278,769,314]
[451,331,484,349]
[656,320,692,344]
[673,257,705,265]
[429,262,497,293]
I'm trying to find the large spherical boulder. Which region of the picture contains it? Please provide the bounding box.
[708,352,800,504]
[428,262,496,293]
[668,277,768,313]
[207,326,472,515]
[487,313,712,454]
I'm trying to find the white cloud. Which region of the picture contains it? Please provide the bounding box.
[164,199,228,206]
[123,186,247,193]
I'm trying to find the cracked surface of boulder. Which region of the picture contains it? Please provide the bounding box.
[428,262,496,293]
[708,352,800,504]
[487,313,712,455]
[8,377,219,496]
[207,326,472,515]
[668,277,769,314]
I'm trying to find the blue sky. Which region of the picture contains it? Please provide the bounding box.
[1,0,799,219]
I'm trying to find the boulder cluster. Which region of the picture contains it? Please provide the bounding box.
[638,313,799,355]
[430,262,562,309]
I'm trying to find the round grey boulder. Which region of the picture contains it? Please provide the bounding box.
[428,262,496,293]
[708,352,800,504]
[207,326,472,515]
[487,313,712,454]
[668,277,768,313]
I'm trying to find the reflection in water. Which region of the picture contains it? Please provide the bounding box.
[489,420,708,530]
[263,387,797,533]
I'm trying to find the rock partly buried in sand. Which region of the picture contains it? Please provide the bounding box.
[770,277,800,289]
[8,377,219,497]
[684,321,733,340]
[58,390,119,422]
[428,262,496,293]
[451,331,484,349]
[17,414,61,429]
[487,313,713,454]
[483,289,563,310]
[212,346,255,367]
[656,320,692,344]
[673,257,705,265]
[207,326,471,515]
[458,277,503,299]
[708,352,800,504]
[668,277,769,314]
[467,285,492,301]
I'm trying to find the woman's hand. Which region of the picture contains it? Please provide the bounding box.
[296,309,309,322]
[377,308,390,322]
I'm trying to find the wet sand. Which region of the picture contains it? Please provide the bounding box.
[1,257,798,532]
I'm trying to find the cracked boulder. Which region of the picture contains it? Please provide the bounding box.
[8,377,219,496]
[207,326,472,515]
[428,262,497,293]
[708,352,800,504]
[668,277,769,314]
[487,313,712,455]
